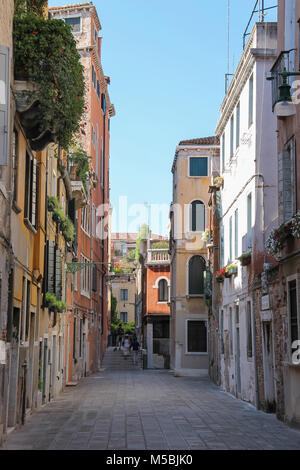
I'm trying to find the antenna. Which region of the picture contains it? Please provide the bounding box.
[225,0,233,93]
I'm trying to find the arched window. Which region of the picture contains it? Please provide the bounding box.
[158,279,168,302]
[188,256,206,295]
[190,201,205,232]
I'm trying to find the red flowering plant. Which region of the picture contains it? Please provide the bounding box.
[266,220,293,257]
[213,266,227,281]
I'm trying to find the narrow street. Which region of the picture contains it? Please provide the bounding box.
[2,360,300,450]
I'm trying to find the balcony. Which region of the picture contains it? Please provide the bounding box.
[270,50,295,110]
[146,249,170,266]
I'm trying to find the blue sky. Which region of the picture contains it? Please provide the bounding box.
[48,0,277,235]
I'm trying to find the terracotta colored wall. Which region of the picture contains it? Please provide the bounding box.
[146,267,170,315]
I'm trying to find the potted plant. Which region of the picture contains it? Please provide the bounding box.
[238,252,252,266]
[45,292,67,312]
[214,267,226,283]
[52,208,63,225]
[214,176,224,189]
[47,195,59,212]
[225,263,238,277]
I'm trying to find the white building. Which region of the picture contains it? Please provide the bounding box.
[215,22,278,405]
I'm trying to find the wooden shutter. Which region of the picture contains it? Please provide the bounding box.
[0,46,10,166]
[31,158,37,227]
[47,241,55,293]
[55,248,62,300]
[92,265,97,292]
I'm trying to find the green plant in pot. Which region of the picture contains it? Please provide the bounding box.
[237,252,252,266]
[47,195,59,212]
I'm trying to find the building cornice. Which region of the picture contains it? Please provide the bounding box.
[49,3,101,30]
[215,22,277,136]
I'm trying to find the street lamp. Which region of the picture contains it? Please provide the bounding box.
[274,68,299,118]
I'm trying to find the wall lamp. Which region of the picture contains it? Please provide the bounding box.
[273,68,300,118]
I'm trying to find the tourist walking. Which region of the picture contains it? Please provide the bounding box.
[130,336,140,365]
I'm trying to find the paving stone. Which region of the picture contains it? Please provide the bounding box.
[2,369,300,450]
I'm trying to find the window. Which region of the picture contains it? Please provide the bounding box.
[229,215,233,263]
[249,74,253,127]
[220,310,224,354]
[92,65,96,89]
[189,200,205,232]
[120,312,128,323]
[80,255,91,296]
[81,204,90,235]
[247,193,252,249]
[222,133,225,172]
[288,280,299,356]
[236,102,240,149]
[120,289,128,301]
[280,137,297,223]
[100,137,104,186]
[65,17,81,32]
[158,279,168,302]
[220,223,224,268]
[24,151,39,229]
[92,265,97,292]
[189,157,208,177]
[229,307,233,355]
[187,320,207,353]
[79,319,83,357]
[235,304,239,324]
[12,127,19,203]
[234,209,239,259]
[97,80,100,99]
[230,114,234,158]
[247,301,253,358]
[73,318,76,359]
[188,256,206,295]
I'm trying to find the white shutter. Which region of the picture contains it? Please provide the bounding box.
[0,46,10,165]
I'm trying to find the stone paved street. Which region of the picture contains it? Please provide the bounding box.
[2,369,300,450]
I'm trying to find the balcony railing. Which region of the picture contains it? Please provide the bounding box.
[147,249,170,265]
[270,50,295,110]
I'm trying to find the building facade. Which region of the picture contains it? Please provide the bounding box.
[49,2,115,381]
[169,137,219,376]
[214,22,278,408]
[264,0,300,426]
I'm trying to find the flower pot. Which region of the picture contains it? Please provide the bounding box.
[240,256,251,266]
[224,272,232,278]
[52,212,62,224]
[216,277,224,283]
[227,267,238,276]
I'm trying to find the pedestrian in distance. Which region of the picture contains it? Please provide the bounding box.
[130,336,140,365]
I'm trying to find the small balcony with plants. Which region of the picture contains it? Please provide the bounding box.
[67,147,92,209]
[13,0,84,151]
[47,196,75,243]
[266,212,300,260]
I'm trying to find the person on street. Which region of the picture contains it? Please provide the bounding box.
[130,336,140,365]
[123,334,130,358]
[116,325,124,350]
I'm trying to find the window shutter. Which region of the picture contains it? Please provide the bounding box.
[31,158,37,227]
[0,46,10,166]
[47,241,55,293]
[92,265,97,292]
[55,248,62,300]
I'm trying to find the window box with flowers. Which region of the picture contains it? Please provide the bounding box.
[48,197,75,242]
[225,263,238,277]
[214,267,226,283]
[265,213,300,258]
[45,292,67,313]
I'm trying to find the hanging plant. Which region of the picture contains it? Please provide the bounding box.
[237,252,252,266]
[13,12,85,150]
[45,292,67,313]
[68,147,92,192]
[47,195,59,212]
